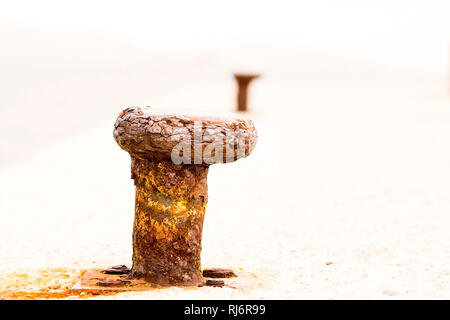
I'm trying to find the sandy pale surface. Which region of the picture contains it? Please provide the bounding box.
[0,73,449,299]
[0,27,449,298]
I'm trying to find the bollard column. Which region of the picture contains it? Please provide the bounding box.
[234,73,260,112]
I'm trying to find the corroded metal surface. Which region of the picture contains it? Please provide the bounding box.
[202,268,236,278]
[203,279,225,287]
[113,106,258,286]
[73,269,154,292]
[131,158,208,285]
[73,268,253,291]
[114,107,258,164]
[102,265,131,275]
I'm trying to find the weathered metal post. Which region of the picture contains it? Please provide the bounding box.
[234,73,260,112]
[113,107,257,286]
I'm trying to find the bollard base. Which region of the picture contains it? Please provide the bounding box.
[72,267,251,292]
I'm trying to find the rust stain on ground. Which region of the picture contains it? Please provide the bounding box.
[0,268,119,300]
[0,267,253,299]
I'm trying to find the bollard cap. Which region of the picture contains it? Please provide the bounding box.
[113,106,257,165]
[234,73,260,82]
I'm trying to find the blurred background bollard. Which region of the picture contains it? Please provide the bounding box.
[234,73,260,112]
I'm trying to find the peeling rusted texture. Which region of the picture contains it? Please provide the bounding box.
[202,268,236,278]
[97,279,131,287]
[203,279,225,287]
[130,157,208,285]
[102,266,130,275]
[114,106,257,164]
[113,106,258,286]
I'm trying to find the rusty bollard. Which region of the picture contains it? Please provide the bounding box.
[113,107,257,286]
[234,73,260,112]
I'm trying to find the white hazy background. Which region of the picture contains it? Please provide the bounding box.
[0,0,450,298]
[1,0,449,164]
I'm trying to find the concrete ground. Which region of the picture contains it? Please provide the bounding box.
[0,38,449,299]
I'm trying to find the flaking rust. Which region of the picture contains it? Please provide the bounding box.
[110,106,258,287]
[202,268,236,278]
[131,158,208,285]
[73,267,254,291]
